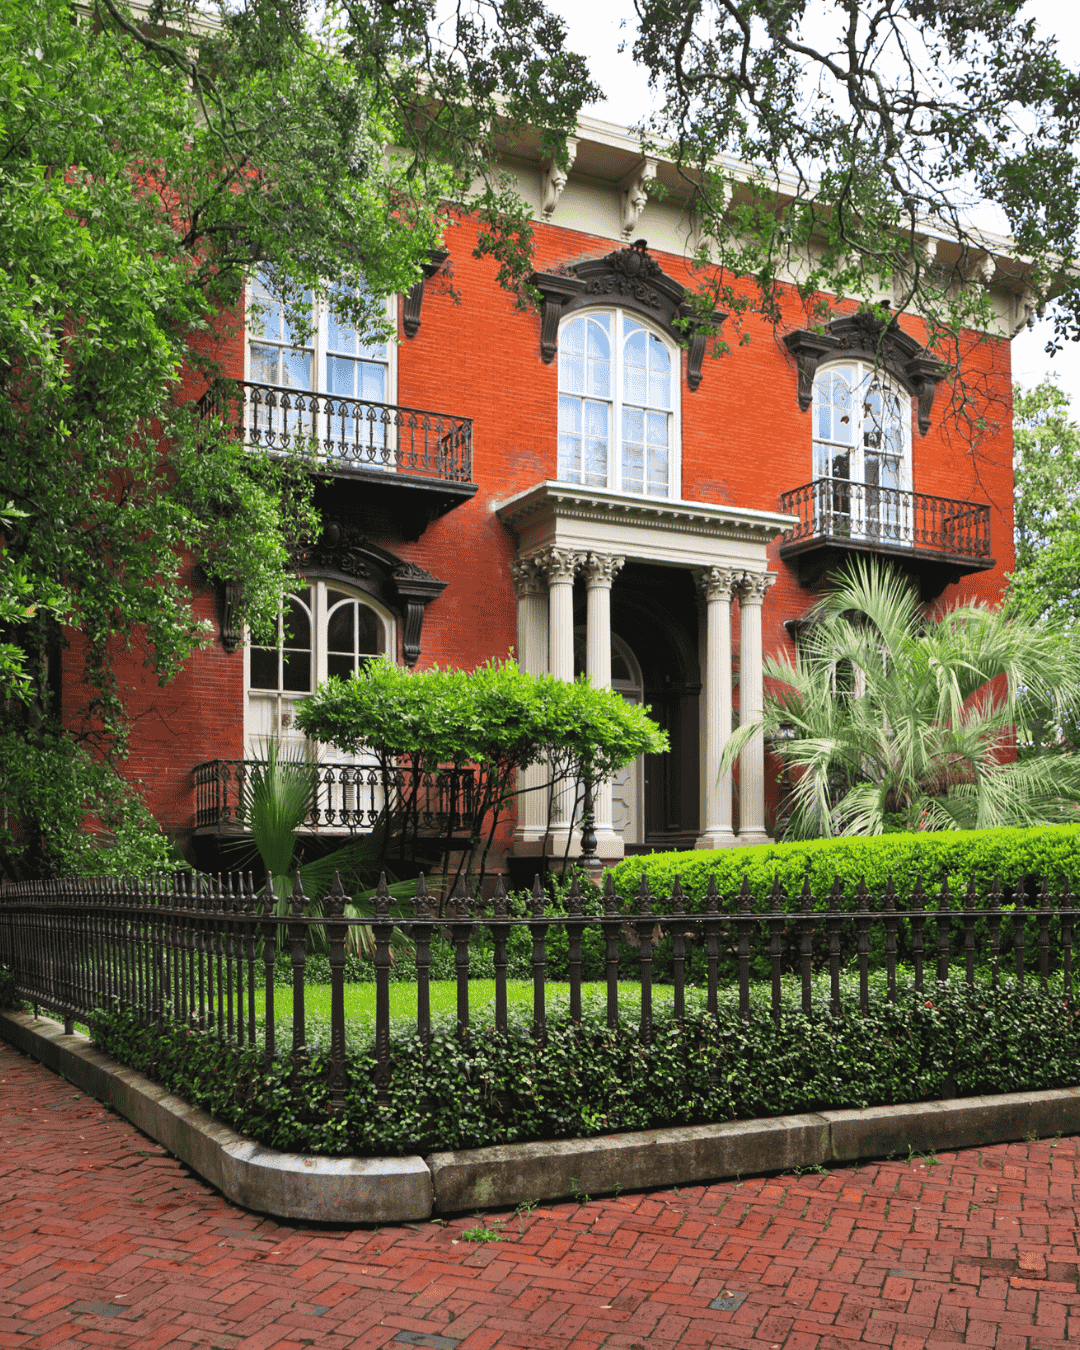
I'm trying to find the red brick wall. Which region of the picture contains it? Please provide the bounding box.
[74,215,1015,842]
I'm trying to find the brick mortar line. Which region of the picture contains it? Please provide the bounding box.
[4,1008,1080,1224]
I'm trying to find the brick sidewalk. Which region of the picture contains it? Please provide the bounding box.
[2,1037,1079,1349]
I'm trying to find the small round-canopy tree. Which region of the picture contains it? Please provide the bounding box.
[725,560,1080,838]
[295,657,668,885]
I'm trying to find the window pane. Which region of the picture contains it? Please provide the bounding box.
[327,355,356,399]
[586,317,611,398]
[358,361,386,404]
[283,595,310,650]
[648,335,671,408]
[282,648,311,692]
[328,652,353,682]
[624,327,647,404]
[281,348,312,391]
[250,647,278,690]
[250,344,279,386]
[357,605,384,654]
[327,308,357,356]
[327,602,354,654]
[327,589,348,607]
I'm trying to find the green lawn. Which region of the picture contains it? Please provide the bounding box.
[270,979,686,1026]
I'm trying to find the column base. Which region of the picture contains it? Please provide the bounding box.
[736,830,774,847]
[508,829,625,863]
[694,830,739,850]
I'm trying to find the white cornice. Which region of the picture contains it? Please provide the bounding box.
[495,480,796,548]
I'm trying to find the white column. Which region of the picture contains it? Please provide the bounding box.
[584,553,625,861]
[737,570,777,845]
[511,557,549,849]
[695,567,740,849]
[539,547,583,851]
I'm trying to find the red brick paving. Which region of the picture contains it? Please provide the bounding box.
[2,1038,1080,1348]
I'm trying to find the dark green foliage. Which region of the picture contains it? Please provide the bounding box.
[609,824,1080,913]
[87,974,1080,1158]
[0,967,18,1010]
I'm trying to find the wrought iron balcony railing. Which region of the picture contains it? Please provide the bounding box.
[778,479,992,563]
[197,380,473,485]
[193,759,481,836]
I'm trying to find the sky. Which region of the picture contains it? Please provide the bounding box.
[544,0,1080,410]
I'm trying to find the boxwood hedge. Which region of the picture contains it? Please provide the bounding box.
[609,823,1080,913]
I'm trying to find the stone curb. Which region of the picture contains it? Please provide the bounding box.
[5,1009,1080,1222]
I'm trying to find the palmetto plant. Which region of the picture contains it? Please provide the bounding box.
[237,739,389,955]
[731,560,1080,838]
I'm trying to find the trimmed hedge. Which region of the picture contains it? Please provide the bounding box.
[87,972,1080,1157]
[609,824,1080,912]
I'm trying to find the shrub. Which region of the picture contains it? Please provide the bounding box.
[609,823,1080,913]
[87,971,1080,1157]
[0,966,18,1010]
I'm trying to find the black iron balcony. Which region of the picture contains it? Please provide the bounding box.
[778,479,995,598]
[193,758,481,843]
[196,380,477,535]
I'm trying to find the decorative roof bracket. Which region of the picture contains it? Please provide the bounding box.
[402,250,449,339]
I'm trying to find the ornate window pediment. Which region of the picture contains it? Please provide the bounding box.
[784,312,945,436]
[529,241,725,392]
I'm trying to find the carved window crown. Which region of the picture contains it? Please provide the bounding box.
[784,311,945,436]
[529,241,725,393]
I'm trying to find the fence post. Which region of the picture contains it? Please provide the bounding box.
[288,874,308,1073]
[413,874,435,1048]
[566,875,585,1025]
[798,876,814,1015]
[530,875,549,1046]
[1062,877,1074,1004]
[604,873,620,1031]
[325,873,348,1116]
[883,877,898,1003]
[826,878,843,1017]
[489,875,510,1036]
[634,873,655,1046]
[670,875,687,1023]
[449,873,471,1037]
[963,878,978,990]
[705,876,721,1021]
[1014,876,1028,988]
[1037,878,1051,991]
[911,876,928,993]
[935,879,952,986]
[737,877,753,1024]
[261,875,277,1064]
[767,876,784,1025]
[373,872,393,1102]
[856,877,871,1014]
[988,874,1003,990]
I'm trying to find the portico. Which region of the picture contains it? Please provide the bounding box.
[496,481,794,858]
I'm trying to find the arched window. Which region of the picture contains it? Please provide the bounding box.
[813,361,911,542]
[558,310,678,498]
[245,581,394,756]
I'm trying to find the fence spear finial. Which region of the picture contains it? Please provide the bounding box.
[604,871,618,916]
[414,872,431,921]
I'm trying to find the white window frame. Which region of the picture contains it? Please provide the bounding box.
[244,580,396,760]
[244,277,398,406]
[557,307,681,500]
[812,360,913,544]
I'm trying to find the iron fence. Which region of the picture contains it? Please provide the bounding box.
[197,380,473,484]
[1,870,1077,1113]
[779,479,992,562]
[193,759,481,835]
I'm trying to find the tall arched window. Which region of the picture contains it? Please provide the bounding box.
[813,361,911,541]
[245,581,394,756]
[558,310,679,498]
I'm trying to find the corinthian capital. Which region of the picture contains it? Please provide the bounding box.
[511,556,547,598]
[583,553,625,589]
[535,546,584,585]
[694,566,742,603]
[738,570,777,606]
